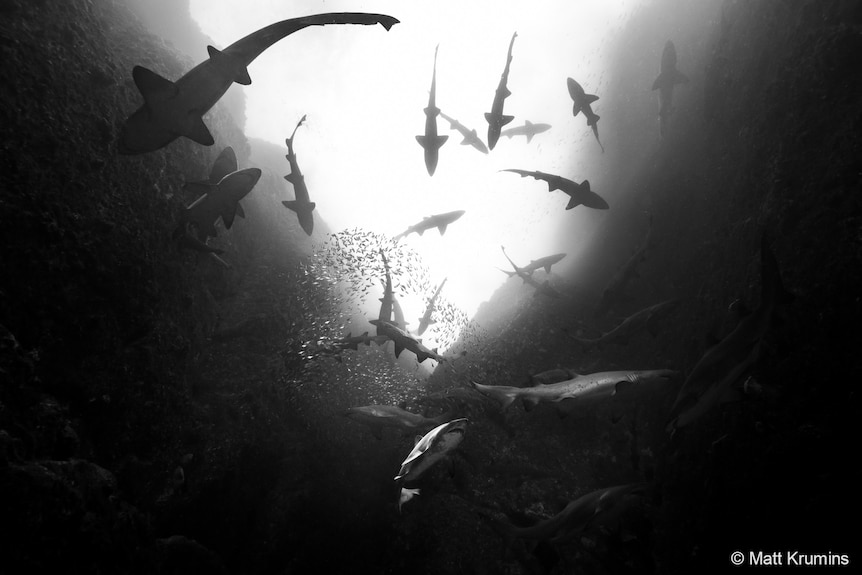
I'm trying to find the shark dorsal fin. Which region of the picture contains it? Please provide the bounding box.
[132,66,178,106]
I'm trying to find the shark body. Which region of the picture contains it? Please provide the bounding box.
[332,331,388,350]
[502,169,609,210]
[394,418,468,483]
[343,405,449,439]
[567,77,604,152]
[118,13,399,154]
[416,45,448,176]
[485,32,517,150]
[395,210,465,240]
[666,235,792,433]
[501,120,551,143]
[439,111,488,154]
[179,167,261,240]
[652,40,689,138]
[282,115,315,235]
[472,369,678,411]
[369,319,444,364]
[417,278,447,336]
[500,246,561,298]
[572,299,679,350]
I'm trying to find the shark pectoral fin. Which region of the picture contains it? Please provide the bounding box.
[308,202,317,212]
[459,136,473,146]
[586,94,600,104]
[565,196,581,210]
[282,200,298,212]
[132,66,178,105]
[436,135,449,147]
[438,224,448,235]
[393,341,405,358]
[235,202,245,219]
[185,115,215,146]
[222,204,239,229]
[483,112,494,122]
[206,46,252,85]
[415,135,427,146]
[501,115,515,126]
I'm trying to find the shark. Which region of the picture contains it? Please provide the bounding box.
[342,405,451,440]
[571,299,679,350]
[177,167,261,240]
[596,217,652,316]
[482,483,649,546]
[566,77,604,152]
[332,331,388,350]
[499,252,566,278]
[376,250,397,336]
[394,210,465,240]
[416,45,448,176]
[666,235,792,433]
[485,32,518,151]
[652,40,689,138]
[472,369,678,411]
[417,278,447,336]
[369,319,444,364]
[501,169,609,210]
[500,246,561,298]
[439,111,488,154]
[184,146,246,220]
[394,418,469,483]
[118,12,399,154]
[501,120,551,143]
[281,115,315,236]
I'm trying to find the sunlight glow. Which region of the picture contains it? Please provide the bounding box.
[189,0,641,319]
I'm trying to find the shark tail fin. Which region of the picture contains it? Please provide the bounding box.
[471,381,518,410]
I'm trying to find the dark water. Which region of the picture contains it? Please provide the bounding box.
[1,1,861,574]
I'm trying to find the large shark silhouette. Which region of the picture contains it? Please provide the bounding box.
[281,115,315,235]
[416,45,448,175]
[501,169,609,210]
[485,32,517,150]
[118,13,399,154]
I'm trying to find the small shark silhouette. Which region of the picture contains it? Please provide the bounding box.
[500,247,561,298]
[394,210,465,240]
[499,253,566,278]
[485,32,517,150]
[501,120,551,143]
[281,115,315,235]
[501,169,609,210]
[369,319,444,363]
[652,40,689,138]
[596,216,652,316]
[332,331,388,350]
[571,299,679,350]
[567,78,604,152]
[185,147,246,219]
[417,278,447,336]
[118,13,399,154]
[439,111,488,154]
[416,45,448,176]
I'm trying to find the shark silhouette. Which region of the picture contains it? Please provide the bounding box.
[416,45,448,175]
[501,120,551,143]
[281,115,315,235]
[118,13,399,154]
[501,169,609,210]
[567,78,604,152]
[394,210,465,240]
[652,40,689,138]
[485,32,517,150]
[439,111,488,154]
[178,167,261,240]
[417,278,447,336]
